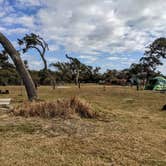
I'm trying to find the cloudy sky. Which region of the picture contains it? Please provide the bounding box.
[0,0,166,73]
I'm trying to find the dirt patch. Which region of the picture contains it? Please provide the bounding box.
[57,86,71,89]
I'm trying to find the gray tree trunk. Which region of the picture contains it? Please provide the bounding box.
[0,32,37,101]
[76,70,80,88]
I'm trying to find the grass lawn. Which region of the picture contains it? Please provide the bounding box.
[0,85,166,165]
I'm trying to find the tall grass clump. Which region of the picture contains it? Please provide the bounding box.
[12,97,95,119]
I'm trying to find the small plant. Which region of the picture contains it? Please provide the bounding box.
[11,97,95,119]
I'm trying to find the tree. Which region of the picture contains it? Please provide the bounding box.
[0,32,37,100]
[50,62,72,83]
[18,33,56,89]
[65,54,95,88]
[103,69,119,82]
[129,63,143,75]
[91,67,101,83]
[140,37,166,109]
[0,50,14,69]
[51,55,100,86]
[65,54,82,88]
[50,61,101,84]
[140,37,166,79]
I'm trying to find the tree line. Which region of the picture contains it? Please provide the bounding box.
[0,32,166,100]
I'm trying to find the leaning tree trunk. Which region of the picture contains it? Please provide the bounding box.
[40,54,56,90]
[0,32,37,101]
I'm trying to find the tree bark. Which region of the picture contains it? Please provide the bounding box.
[32,46,56,90]
[46,70,56,89]
[76,69,80,88]
[0,32,37,101]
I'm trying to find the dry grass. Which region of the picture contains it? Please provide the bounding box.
[0,85,166,165]
[11,97,95,119]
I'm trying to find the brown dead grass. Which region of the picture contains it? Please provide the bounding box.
[0,85,166,166]
[11,97,95,119]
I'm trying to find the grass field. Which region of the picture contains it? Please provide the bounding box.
[0,85,166,166]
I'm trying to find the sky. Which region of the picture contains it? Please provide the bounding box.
[0,0,166,74]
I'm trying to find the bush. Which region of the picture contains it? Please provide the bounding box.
[11,97,95,119]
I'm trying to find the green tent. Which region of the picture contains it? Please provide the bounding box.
[145,76,166,91]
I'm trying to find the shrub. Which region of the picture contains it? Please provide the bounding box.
[11,97,95,119]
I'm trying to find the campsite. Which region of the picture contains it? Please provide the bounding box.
[0,0,166,166]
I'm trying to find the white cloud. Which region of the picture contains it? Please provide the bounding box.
[3,15,35,28]
[0,0,14,17]
[21,54,43,70]
[16,0,42,7]
[48,44,59,52]
[79,55,98,63]
[1,0,166,74]
[37,0,165,56]
[6,28,29,35]
[158,59,166,74]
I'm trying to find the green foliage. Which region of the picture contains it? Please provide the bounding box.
[18,33,48,54]
[1,35,166,85]
[0,50,14,69]
[51,55,101,83]
[0,50,18,85]
[0,68,20,85]
[141,37,166,72]
[18,33,49,70]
